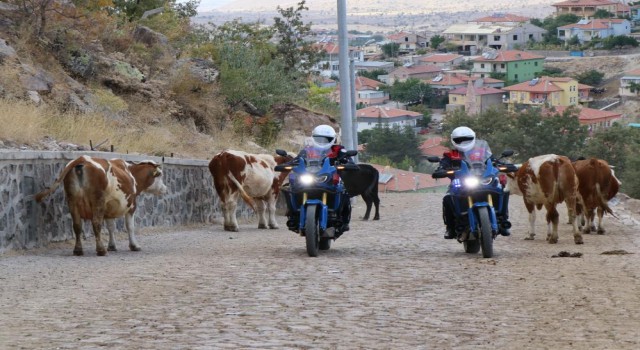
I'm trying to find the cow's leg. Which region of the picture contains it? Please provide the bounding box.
[545,205,560,244]
[372,193,380,220]
[70,208,84,256]
[567,197,583,245]
[124,213,141,251]
[267,196,279,229]
[361,194,372,220]
[91,216,107,256]
[222,193,240,232]
[256,199,268,229]
[106,219,118,251]
[589,208,597,233]
[596,207,606,234]
[524,201,536,240]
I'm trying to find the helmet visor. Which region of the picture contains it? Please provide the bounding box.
[452,136,474,145]
[313,135,334,146]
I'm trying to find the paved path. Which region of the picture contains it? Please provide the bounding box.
[1,192,639,349]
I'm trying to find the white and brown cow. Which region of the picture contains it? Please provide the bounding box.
[573,157,620,235]
[35,156,167,256]
[208,150,292,232]
[506,154,583,244]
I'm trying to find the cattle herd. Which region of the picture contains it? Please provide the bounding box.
[34,150,619,256]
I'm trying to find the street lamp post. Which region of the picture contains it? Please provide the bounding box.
[337,0,353,151]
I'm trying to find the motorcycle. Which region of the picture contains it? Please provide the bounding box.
[275,148,359,257]
[428,150,518,258]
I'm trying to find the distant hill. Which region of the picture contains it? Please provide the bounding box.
[196,0,558,32]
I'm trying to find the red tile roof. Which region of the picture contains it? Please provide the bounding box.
[553,0,618,7]
[473,50,544,62]
[419,137,450,157]
[502,77,565,93]
[552,106,622,123]
[357,106,423,119]
[626,69,640,76]
[370,164,445,192]
[448,86,505,96]
[394,65,443,75]
[558,18,627,30]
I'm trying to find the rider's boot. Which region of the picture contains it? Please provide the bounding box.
[499,192,511,237]
[444,225,456,239]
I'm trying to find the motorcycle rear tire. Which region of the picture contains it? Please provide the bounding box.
[478,207,494,258]
[305,204,320,257]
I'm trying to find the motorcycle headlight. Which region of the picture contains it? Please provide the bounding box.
[315,175,328,183]
[480,177,493,186]
[463,176,480,188]
[299,174,314,185]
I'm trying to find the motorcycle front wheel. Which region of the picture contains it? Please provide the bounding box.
[305,204,320,257]
[478,206,494,258]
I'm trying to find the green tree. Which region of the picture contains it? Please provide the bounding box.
[364,124,421,164]
[601,35,639,49]
[272,0,321,74]
[593,9,614,19]
[385,78,433,105]
[381,42,400,57]
[574,69,604,86]
[629,82,640,94]
[430,35,445,49]
[358,69,388,82]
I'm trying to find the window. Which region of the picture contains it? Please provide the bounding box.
[501,63,505,68]
[494,35,501,41]
[481,63,485,68]
[529,34,534,40]
[513,35,518,40]
[515,74,519,80]
[405,37,409,42]
[515,63,518,68]
[534,62,538,66]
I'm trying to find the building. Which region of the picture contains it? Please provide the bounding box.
[386,32,429,53]
[552,106,622,131]
[619,68,640,97]
[469,13,531,25]
[333,76,389,106]
[429,73,505,93]
[447,84,506,114]
[557,18,631,45]
[502,76,593,111]
[354,61,395,74]
[355,106,423,132]
[313,41,364,78]
[472,50,545,83]
[442,23,546,54]
[385,65,442,84]
[552,0,630,19]
[418,54,465,69]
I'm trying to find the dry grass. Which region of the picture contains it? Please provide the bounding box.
[0,99,47,143]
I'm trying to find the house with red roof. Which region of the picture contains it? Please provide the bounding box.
[333,76,389,106]
[418,54,465,69]
[385,65,442,84]
[619,68,640,97]
[502,76,593,111]
[447,83,506,114]
[429,73,504,92]
[386,32,429,53]
[313,41,364,78]
[419,136,449,157]
[551,106,623,131]
[472,50,544,83]
[370,164,447,192]
[558,18,631,45]
[552,0,630,18]
[355,106,423,132]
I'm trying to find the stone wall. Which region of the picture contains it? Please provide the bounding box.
[0,151,253,254]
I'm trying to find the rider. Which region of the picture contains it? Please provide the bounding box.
[434,126,511,239]
[294,124,353,233]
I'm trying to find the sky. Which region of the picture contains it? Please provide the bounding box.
[196,0,236,12]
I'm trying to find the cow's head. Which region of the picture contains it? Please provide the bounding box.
[129,161,168,195]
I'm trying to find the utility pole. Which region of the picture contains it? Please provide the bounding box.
[337,0,353,151]
[349,58,359,162]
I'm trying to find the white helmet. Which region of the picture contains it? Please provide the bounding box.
[451,126,476,153]
[311,124,337,150]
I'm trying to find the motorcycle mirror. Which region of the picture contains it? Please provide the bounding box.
[427,156,440,163]
[346,150,358,157]
[275,149,288,157]
[501,150,514,157]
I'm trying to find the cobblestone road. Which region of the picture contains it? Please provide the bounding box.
[1,192,639,349]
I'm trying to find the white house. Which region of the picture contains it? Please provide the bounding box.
[356,106,423,132]
[557,18,631,45]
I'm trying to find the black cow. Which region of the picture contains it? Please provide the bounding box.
[340,164,381,220]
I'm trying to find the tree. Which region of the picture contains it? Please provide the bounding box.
[381,42,400,57]
[593,9,614,19]
[272,0,321,75]
[629,82,640,95]
[574,69,604,86]
[363,124,421,165]
[385,78,433,105]
[430,35,445,49]
[358,69,388,82]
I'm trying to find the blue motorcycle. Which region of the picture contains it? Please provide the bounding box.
[275,148,358,257]
[428,150,517,258]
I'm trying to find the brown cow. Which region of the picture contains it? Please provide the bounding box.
[573,158,620,234]
[208,150,292,232]
[35,156,167,256]
[506,154,582,244]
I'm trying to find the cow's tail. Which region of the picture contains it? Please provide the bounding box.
[596,183,616,218]
[226,171,257,211]
[34,159,83,203]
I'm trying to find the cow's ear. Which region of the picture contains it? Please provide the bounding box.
[152,167,162,177]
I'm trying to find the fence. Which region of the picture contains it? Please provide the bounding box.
[0,151,254,254]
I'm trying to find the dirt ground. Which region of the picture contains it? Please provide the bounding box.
[1,191,639,349]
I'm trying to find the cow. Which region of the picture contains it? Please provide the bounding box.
[208,150,292,232]
[506,154,583,244]
[339,163,381,220]
[573,157,621,235]
[34,156,167,256]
